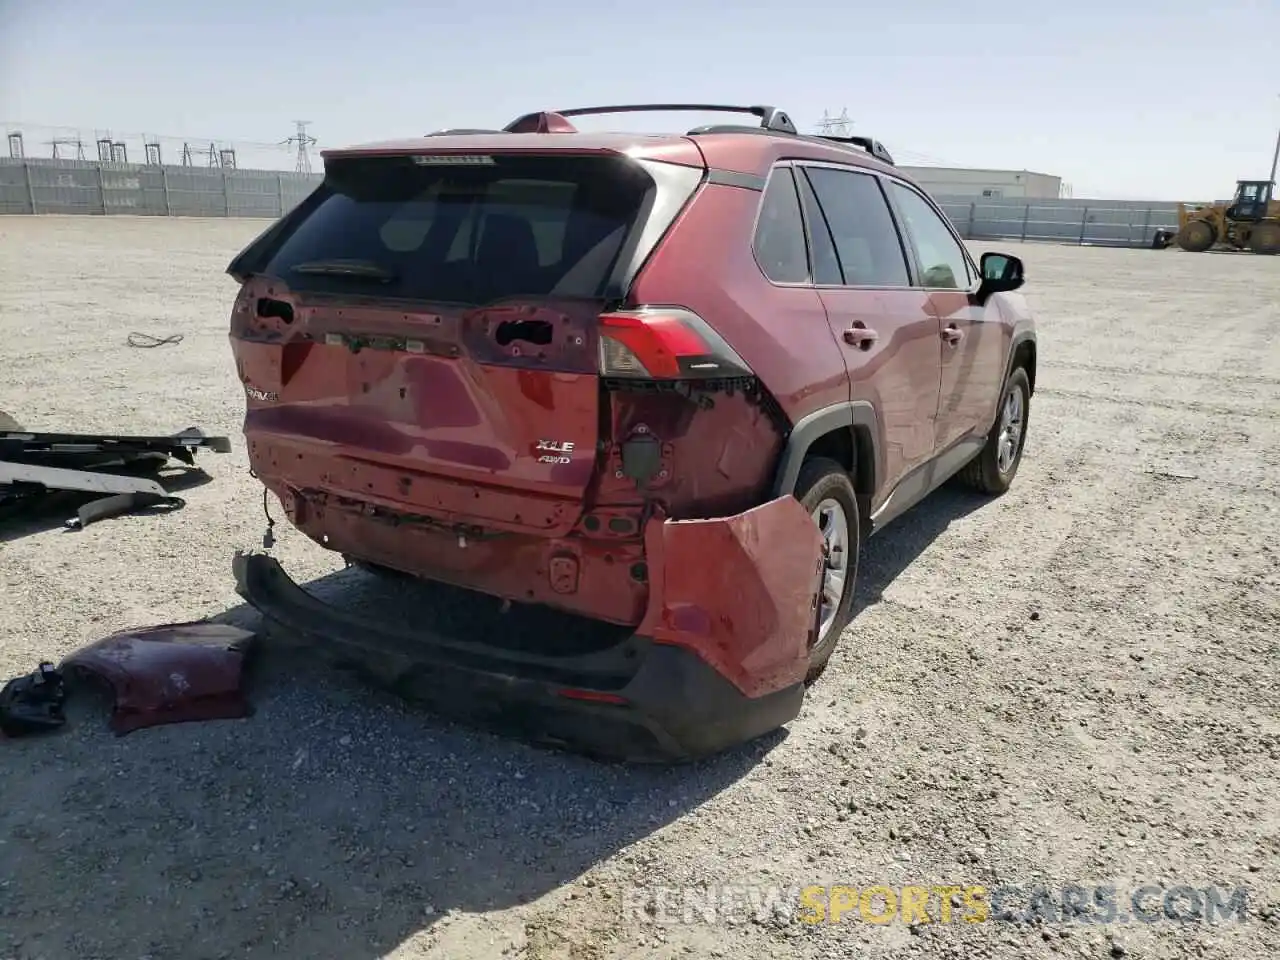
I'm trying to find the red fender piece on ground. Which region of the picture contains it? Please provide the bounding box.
[60,622,256,735]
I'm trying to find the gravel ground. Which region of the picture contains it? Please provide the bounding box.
[1,215,1277,960]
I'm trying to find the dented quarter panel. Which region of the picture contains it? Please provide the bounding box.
[636,496,824,697]
[597,388,784,520]
[628,181,850,429]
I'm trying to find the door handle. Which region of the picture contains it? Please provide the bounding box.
[941,324,965,345]
[843,325,879,348]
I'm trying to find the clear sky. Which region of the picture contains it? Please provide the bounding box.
[1,0,1277,201]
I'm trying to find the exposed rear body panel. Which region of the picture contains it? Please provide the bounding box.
[229,147,710,622]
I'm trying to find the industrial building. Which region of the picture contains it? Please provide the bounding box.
[899,166,1064,200]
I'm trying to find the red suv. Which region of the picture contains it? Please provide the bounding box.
[228,104,1036,761]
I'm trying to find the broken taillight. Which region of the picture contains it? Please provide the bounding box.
[597,308,752,380]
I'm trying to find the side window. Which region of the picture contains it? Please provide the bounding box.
[753,167,810,284]
[796,173,843,285]
[802,167,910,287]
[887,182,974,289]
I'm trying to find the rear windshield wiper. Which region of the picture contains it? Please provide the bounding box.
[290,259,398,282]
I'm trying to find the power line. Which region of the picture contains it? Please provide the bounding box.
[1,120,304,170]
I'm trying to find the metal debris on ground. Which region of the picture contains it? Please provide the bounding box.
[0,412,230,529]
[60,622,256,735]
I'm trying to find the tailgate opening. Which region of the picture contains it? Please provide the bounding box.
[228,151,704,533]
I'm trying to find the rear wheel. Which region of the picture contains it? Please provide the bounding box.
[1249,221,1280,255]
[1176,219,1216,252]
[956,366,1031,496]
[793,457,860,683]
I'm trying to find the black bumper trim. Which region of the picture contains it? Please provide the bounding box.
[232,551,803,763]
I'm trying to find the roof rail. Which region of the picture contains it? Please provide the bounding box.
[815,134,896,166]
[504,103,798,135]
[683,127,897,167]
[426,128,508,136]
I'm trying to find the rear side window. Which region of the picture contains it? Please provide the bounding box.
[752,167,810,284]
[796,172,843,285]
[259,155,653,304]
[802,167,910,287]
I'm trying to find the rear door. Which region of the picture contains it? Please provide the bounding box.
[884,179,1005,453]
[228,152,699,534]
[796,163,942,506]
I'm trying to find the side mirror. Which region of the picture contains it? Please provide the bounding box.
[977,252,1025,302]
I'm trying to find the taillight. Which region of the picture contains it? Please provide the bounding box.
[598,308,753,380]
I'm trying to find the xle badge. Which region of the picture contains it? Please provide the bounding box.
[245,385,279,402]
[535,439,575,464]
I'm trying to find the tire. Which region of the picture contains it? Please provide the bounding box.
[956,366,1032,496]
[793,457,860,683]
[1176,219,1216,252]
[1248,221,1280,255]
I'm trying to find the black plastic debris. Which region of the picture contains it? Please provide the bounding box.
[0,413,230,529]
[0,662,68,737]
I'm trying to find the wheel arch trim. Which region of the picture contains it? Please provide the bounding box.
[1007,330,1036,380]
[770,400,881,499]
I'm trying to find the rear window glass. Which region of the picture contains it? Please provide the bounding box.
[261,155,654,304]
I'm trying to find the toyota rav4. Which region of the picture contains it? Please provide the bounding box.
[228,103,1037,762]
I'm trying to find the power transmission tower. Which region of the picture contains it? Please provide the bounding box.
[817,108,852,138]
[50,137,87,160]
[179,142,222,167]
[283,121,317,174]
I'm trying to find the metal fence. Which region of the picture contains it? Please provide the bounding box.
[0,157,1185,249]
[0,158,319,218]
[935,195,1182,248]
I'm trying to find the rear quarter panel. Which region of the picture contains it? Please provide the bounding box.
[628,181,849,425]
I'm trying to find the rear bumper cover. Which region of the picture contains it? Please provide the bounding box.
[232,551,805,762]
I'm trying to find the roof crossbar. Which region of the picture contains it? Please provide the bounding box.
[506,104,798,135]
[443,104,894,166]
[812,134,895,166]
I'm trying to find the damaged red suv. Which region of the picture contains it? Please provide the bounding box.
[228,104,1036,761]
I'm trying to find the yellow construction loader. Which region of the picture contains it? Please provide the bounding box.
[1170,180,1280,254]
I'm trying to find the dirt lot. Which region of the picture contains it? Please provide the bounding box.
[1,216,1277,960]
